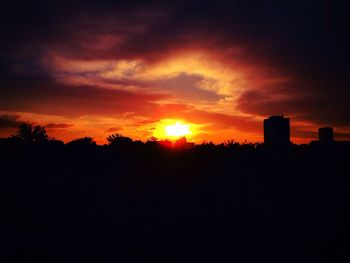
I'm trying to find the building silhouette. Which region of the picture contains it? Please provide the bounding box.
[318,127,334,143]
[264,115,290,146]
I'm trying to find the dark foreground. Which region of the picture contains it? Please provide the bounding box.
[1,140,350,262]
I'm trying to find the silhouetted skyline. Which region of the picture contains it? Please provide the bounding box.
[1,119,350,262]
[0,115,347,147]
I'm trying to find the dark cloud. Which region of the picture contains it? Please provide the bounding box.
[149,73,223,102]
[0,115,23,129]
[0,68,165,117]
[237,88,350,127]
[105,127,123,133]
[46,123,73,129]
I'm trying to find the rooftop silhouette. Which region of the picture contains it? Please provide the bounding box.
[263,115,290,147]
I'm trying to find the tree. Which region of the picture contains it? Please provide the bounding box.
[66,137,96,147]
[107,133,133,146]
[15,123,49,144]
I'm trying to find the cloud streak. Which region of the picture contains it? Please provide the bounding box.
[0,115,23,129]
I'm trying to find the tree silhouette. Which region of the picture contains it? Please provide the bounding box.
[107,133,133,146]
[66,137,96,147]
[14,123,49,144]
[2,121,350,262]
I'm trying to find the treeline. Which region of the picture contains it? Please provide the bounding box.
[1,123,350,262]
[1,123,256,149]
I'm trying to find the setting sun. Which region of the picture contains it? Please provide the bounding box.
[165,121,191,137]
[151,119,199,141]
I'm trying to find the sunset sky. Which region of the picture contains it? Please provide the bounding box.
[1,1,349,144]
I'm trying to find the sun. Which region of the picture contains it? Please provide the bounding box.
[165,121,191,137]
[151,119,196,140]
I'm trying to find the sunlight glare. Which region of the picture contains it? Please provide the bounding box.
[165,121,191,137]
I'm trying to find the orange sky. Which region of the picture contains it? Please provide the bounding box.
[1,2,349,144]
[0,47,348,144]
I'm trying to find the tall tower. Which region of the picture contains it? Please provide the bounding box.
[318,127,334,143]
[264,115,290,146]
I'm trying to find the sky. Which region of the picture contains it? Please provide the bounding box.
[0,0,350,144]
